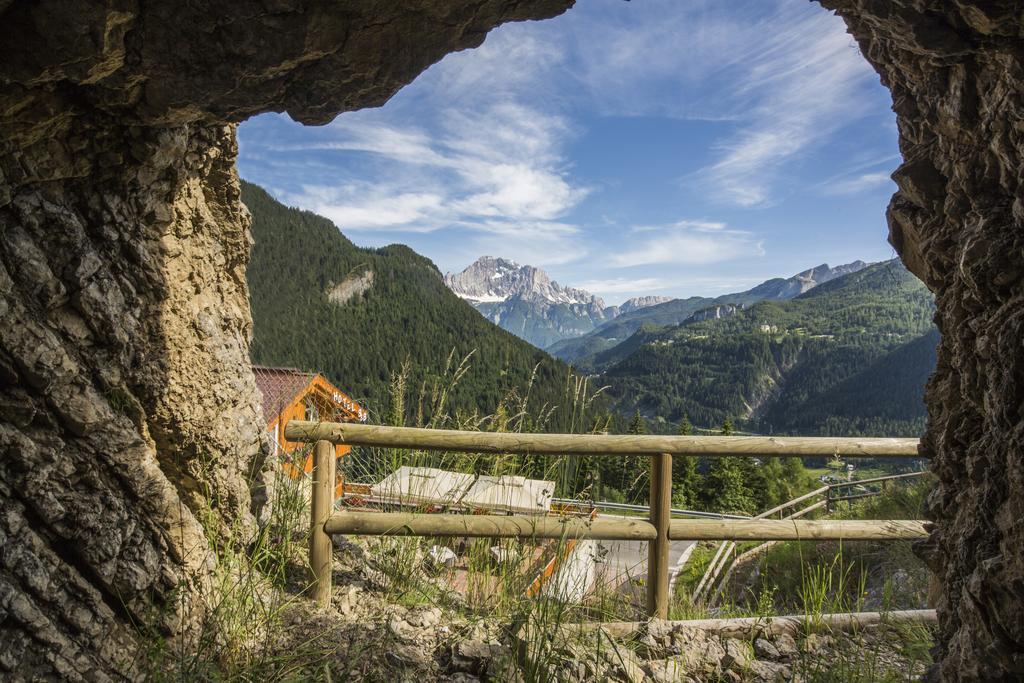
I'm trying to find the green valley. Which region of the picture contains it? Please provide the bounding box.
[592,261,936,437]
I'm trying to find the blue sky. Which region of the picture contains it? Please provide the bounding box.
[238,0,901,305]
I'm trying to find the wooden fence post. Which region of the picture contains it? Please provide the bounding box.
[647,452,672,618]
[310,439,335,607]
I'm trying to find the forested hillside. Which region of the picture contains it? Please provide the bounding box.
[596,261,936,436]
[242,183,592,428]
[548,262,867,366]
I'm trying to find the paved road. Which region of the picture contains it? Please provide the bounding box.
[547,514,696,602]
[594,535,696,596]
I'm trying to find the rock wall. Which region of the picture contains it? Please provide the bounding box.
[0,1,574,679]
[1,0,1022,679]
[820,1,1024,679]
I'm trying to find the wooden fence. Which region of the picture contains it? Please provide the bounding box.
[285,420,927,619]
[695,470,928,605]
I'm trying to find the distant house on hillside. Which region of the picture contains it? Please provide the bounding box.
[253,366,367,486]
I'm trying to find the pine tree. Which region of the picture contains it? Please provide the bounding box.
[672,414,701,508]
[621,409,648,502]
[678,414,693,436]
[628,409,648,435]
[701,415,754,513]
[702,457,754,514]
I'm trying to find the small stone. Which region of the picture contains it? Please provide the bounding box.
[773,633,798,659]
[406,606,442,628]
[802,633,833,653]
[648,657,688,683]
[388,616,419,642]
[754,637,780,660]
[452,638,503,674]
[721,638,752,672]
[748,659,791,682]
[385,642,429,668]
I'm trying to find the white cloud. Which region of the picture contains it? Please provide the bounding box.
[821,171,894,196]
[576,277,672,295]
[306,190,446,231]
[555,1,872,207]
[633,220,728,234]
[274,99,588,253]
[695,14,876,205]
[612,220,764,267]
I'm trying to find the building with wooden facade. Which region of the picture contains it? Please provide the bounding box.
[253,365,366,489]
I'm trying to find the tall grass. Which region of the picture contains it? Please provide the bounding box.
[139,350,933,681]
[137,443,327,681]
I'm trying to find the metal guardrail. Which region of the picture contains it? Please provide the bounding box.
[291,421,927,619]
[551,497,751,520]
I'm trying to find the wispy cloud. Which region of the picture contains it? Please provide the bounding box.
[820,172,894,196]
[612,220,764,267]
[692,6,879,206]
[272,102,588,244]
[576,277,672,295]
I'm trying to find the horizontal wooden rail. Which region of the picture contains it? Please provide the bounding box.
[325,511,658,540]
[285,421,921,458]
[551,497,751,520]
[668,519,927,541]
[323,511,927,542]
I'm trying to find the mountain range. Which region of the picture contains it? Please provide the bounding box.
[547,261,869,366]
[592,259,936,437]
[444,256,869,359]
[242,181,935,438]
[444,257,671,348]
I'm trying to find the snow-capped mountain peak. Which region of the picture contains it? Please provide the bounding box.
[444,256,604,308]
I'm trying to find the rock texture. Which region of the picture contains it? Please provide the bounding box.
[819,1,1024,678]
[0,1,574,679]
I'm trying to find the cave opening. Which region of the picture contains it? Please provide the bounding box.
[1,0,1022,679]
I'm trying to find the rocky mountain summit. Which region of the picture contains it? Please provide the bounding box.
[444,256,601,307]
[746,261,868,300]
[620,295,674,314]
[445,257,668,348]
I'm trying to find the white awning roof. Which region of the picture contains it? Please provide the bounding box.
[371,466,475,507]
[459,475,555,514]
[368,467,555,514]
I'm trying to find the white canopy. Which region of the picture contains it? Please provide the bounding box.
[459,474,555,514]
[368,467,555,514]
[371,466,475,507]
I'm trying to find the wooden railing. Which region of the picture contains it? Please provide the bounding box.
[286,421,927,618]
[695,470,928,605]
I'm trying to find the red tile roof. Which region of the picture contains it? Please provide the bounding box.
[253,366,315,424]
